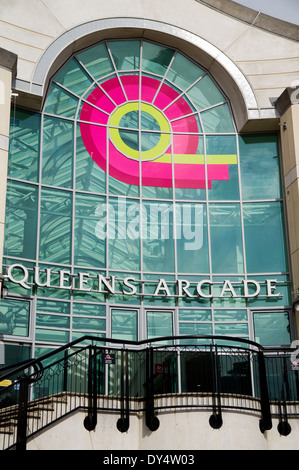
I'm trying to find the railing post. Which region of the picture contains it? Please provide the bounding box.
[117,349,130,432]
[16,376,29,451]
[63,350,68,392]
[209,344,223,429]
[84,346,97,431]
[277,355,291,436]
[258,351,272,433]
[145,347,159,431]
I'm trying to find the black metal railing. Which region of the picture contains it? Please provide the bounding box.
[0,335,298,450]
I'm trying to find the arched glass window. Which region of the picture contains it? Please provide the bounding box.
[3,39,291,348]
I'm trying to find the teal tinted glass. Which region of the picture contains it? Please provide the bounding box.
[142,201,175,273]
[108,40,140,70]
[147,310,173,339]
[54,58,94,96]
[74,193,106,267]
[142,42,174,75]
[73,303,105,316]
[179,309,212,321]
[108,198,140,271]
[243,202,288,273]
[42,116,73,188]
[72,316,105,331]
[166,52,205,91]
[179,322,212,337]
[35,328,70,343]
[44,84,78,119]
[253,311,291,346]
[75,123,106,193]
[206,135,239,200]
[187,74,224,110]
[39,188,72,264]
[2,343,31,369]
[209,203,244,273]
[9,108,40,182]
[77,43,114,80]
[176,203,209,273]
[3,39,291,350]
[111,308,138,341]
[36,314,70,329]
[201,104,235,133]
[239,134,281,200]
[0,298,30,336]
[36,299,70,314]
[4,180,38,260]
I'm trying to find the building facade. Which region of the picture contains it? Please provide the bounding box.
[0,0,299,450]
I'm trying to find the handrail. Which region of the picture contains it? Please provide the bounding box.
[0,334,298,450]
[0,334,267,383]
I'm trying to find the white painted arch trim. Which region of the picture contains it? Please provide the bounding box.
[28,18,258,120]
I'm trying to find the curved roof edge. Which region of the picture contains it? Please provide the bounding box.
[197,0,299,41]
[20,18,259,131]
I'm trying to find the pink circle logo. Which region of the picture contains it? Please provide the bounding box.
[80,75,236,189]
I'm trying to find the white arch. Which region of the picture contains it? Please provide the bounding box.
[30,18,259,128]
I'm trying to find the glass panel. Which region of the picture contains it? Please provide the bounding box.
[74,193,106,267]
[142,201,175,273]
[143,274,176,307]
[35,328,69,343]
[54,58,94,96]
[2,260,35,296]
[201,104,235,133]
[72,268,106,302]
[111,308,137,341]
[179,309,212,321]
[36,314,70,329]
[77,43,114,81]
[142,42,174,76]
[239,134,281,200]
[214,323,248,336]
[72,317,105,331]
[214,309,247,321]
[36,299,70,314]
[108,198,140,271]
[0,344,31,406]
[1,343,31,369]
[187,74,224,110]
[108,40,140,70]
[4,180,38,260]
[176,203,209,273]
[253,311,291,346]
[108,271,141,305]
[75,123,106,193]
[8,108,40,182]
[213,276,246,307]
[248,275,291,308]
[166,52,205,91]
[72,303,106,316]
[209,203,244,273]
[206,135,239,200]
[44,83,78,119]
[39,188,72,264]
[174,135,206,201]
[243,202,288,273]
[42,116,73,188]
[147,310,173,340]
[36,264,71,300]
[0,298,30,336]
[179,322,212,337]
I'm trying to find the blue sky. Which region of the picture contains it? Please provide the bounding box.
[234,0,299,25]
